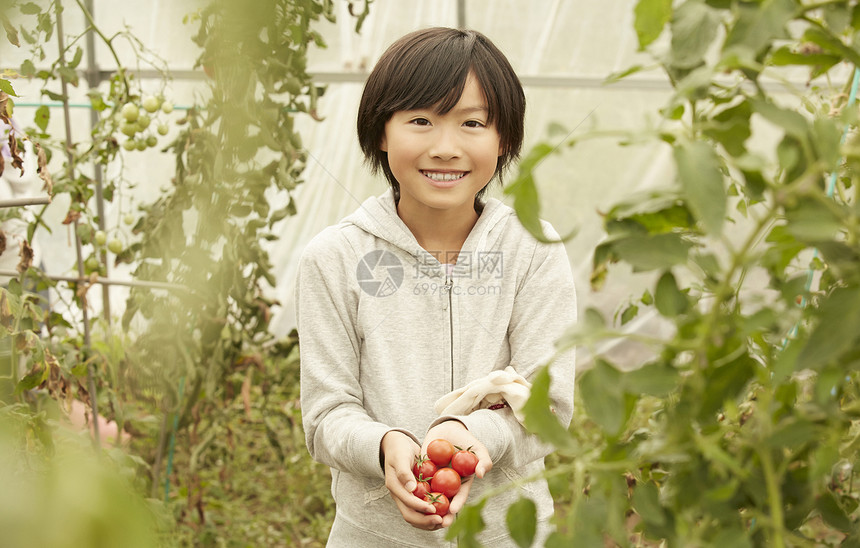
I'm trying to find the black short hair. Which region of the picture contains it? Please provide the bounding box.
[357,27,525,205]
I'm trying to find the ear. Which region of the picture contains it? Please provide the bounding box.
[380,133,388,152]
[498,142,503,157]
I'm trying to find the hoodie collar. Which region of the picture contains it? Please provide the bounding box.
[345,189,511,267]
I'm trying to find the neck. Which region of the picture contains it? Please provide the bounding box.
[397,200,480,263]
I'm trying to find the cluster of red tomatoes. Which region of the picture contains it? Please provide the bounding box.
[411,439,479,516]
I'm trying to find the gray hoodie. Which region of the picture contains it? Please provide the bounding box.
[297,190,576,547]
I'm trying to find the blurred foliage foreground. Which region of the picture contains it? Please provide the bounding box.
[1,0,338,546]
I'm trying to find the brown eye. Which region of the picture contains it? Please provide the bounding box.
[463,120,485,128]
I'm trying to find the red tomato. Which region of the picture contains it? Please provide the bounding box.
[412,455,437,480]
[412,477,431,499]
[430,467,461,498]
[427,439,455,467]
[424,492,450,516]
[451,448,478,477]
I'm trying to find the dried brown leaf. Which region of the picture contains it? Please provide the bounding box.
[0,290,11,328]
[17,240,33,273]
[8,132,22,176]
[34,142,53,195]
[62,208,81,225]
[0,229,5,255]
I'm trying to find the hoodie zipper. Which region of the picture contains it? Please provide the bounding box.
[445,274,454,392]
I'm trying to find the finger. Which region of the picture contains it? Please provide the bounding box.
[386,471,436,514]
[392,496,444,530]
[473,446,493,478]
[447,475,473,515]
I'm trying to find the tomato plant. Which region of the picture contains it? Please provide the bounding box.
[426,438,455,467]
[485,1,860,547]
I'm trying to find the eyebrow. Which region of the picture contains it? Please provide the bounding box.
[451,105,489,115]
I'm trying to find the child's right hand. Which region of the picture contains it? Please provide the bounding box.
[381,431,445,531]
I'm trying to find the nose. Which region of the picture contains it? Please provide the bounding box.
[428,126,462,161]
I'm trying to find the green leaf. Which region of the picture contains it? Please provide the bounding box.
[579,359,626,436]
[506,498,537,548]
[703,100,752,157]
[622,361,680,396]
[784,199,843,243]
[34,104,50,131]
[2,15,20,47]
[632,481,666,527]
[15,367,45,394]
[20,2,42,14]
[57,65,79,86]
[670,0,720,69]
[68,46,84,69]
[603,64,646,85]
[810,117,841,170]
[815,490,853,532]
[674,140,725,235]
[797,286,860,371]
[505,143,574,243]
[0,78,17,97]
[724,0,794,55]
[766,418,818,449]
[612,232,694,271]
[87,89,107,112]
[802,26,860,69]
[19,59,36,77]
[446,499,486,547]
[750,98,809,139]
[522,365,575,450]
[770,46,841,68]
[654,271,688,317]
[697,354,756,421]
[634,0,672,49]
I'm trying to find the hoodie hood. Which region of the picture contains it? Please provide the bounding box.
[343,189,513,270]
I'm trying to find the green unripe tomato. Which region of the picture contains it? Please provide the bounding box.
[94,230,107,246]
[108,238,123,254]
[142,95,160,113]
[137,114,151,130]
[135,140,147,151]
[161,101,174,114]
[157,123,169,136]
[122,139,136,151]
[121,102,139,122]
[120,123,138,137]
[85,256,100,271]
[146,135,158,147]
[123,214,135,226]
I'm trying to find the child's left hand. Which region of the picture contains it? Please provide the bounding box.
[421,420,493,528]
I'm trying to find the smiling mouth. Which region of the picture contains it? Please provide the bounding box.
[421,170,468,182]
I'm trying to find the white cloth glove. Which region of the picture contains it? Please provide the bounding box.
[434,366,532,425]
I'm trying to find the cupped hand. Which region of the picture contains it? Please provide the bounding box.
[381,430,444,530]
[421,420,493,527]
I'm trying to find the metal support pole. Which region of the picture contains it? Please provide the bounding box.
[55,0,100,449]
[83,0,112,324]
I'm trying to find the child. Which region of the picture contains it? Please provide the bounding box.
[297,27,576,547]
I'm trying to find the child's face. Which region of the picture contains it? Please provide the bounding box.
[381,72,502,218]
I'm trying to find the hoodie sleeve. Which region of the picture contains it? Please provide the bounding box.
[431,221,577,469]
[297,229,419,479]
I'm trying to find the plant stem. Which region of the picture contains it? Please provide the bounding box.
[759,445,786,548]
[73,0,130,94]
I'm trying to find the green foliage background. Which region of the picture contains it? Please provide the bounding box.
[495,1,860,547]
